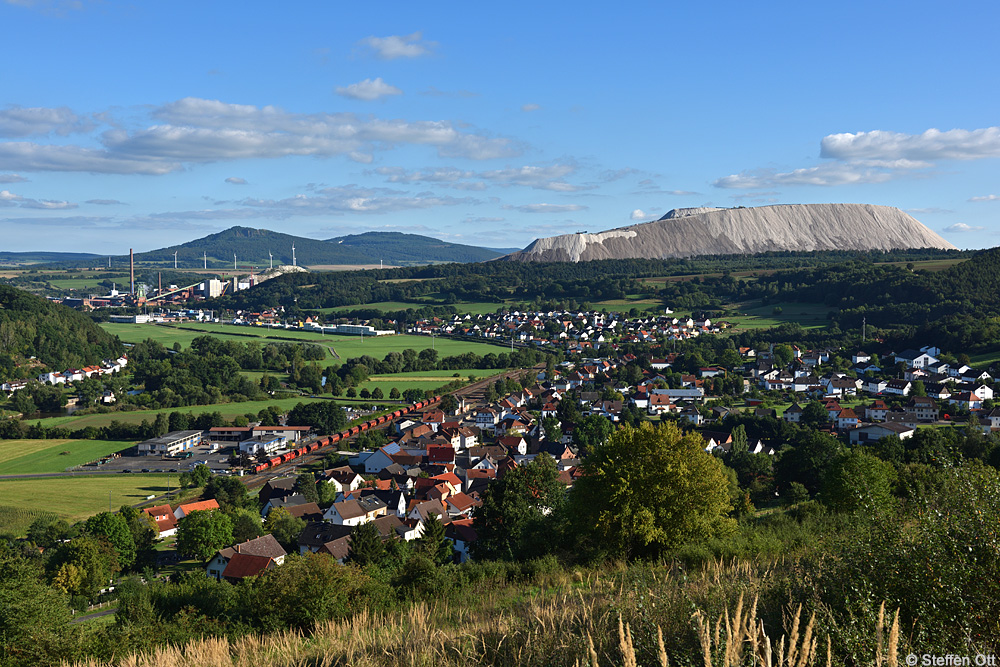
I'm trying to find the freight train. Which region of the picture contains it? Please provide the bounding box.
[250,396,442,474]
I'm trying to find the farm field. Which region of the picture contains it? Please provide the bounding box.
[104,323,506,363]
[0,474,175,534]
[725,301,832,330]
[28,396,334,431]
[0,439,129,474]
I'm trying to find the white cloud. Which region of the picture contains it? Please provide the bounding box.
[0,105,93,138]
[521,104,540,112]
[0,189,76,209]
[821,127,1000,161]
[0,97,521,174]
[0,173,26,183]
[503,203,587,213]
[373,163,582,192]
[970,194,1000,202]
[335,77,403,101]
[225,177,247,185]
[714,162,907,189]
[464,216,505,223]
[0,142,180,174]
[86,199,124,205]
[630,209,655,221]
[359,32,434,60]
[717,125,1000,190]
[239,185,475,216]
[944,223,986,233]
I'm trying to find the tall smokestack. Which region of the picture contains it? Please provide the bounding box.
[158,272,161,295]
[130,249,134,295]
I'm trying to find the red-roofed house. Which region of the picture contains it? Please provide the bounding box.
[142,504,177,537]
[174,499,220,520]
[221,553,276,581]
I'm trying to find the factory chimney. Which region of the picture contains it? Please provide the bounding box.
[130,249,135,295]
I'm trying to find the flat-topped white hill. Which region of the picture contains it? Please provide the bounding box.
[503,204,956,262]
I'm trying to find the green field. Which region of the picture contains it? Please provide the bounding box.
[102,323,506,363]
[968,350,1000,368]
[28,396,334,431]
[0,439,129,474]
[0,474,175,533]
[726,302,832,330]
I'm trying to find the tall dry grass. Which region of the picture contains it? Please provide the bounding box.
[65,559,902,667]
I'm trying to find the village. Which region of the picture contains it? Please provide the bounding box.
[128,330,1000,583]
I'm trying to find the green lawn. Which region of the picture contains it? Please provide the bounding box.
[0,474,176,533]
[0,439,130,474]
[968,350,1000,367]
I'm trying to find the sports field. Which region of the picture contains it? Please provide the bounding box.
[0,439,129,474]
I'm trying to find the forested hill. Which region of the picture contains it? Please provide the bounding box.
[327,232,516,264]
[0,285,124,377]
[109,227,511,268]
[748,247,1000,351]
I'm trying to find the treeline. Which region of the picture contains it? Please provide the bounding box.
[203,248,966,315]
[0,285,124,381]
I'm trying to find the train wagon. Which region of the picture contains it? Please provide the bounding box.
[268,456,282,467]
[329,433,342,445]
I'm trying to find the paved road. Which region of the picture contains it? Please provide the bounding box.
[70,608,116,624]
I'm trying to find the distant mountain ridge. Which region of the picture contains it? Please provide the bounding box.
[503,204,956,262]
[104,228,512,268]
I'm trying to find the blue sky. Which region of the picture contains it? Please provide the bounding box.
[1,0,998,255]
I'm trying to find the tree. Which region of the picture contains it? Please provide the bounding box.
[573,414,613,454]
[117,505,158,558]
[730,424,748,454]
[822,448,897,514]
[800,401,830,427]
[371,387,384,400]
[346,521,386,566]
[295,472,320,505]
[567,422,735,559]
[190,463,212,488]
[471,453,565,561]
[0,551,75,665]
[85,512,136,570]
[389,387,401,400]
[775,430,843,495]
[439,394,458,414]
[176,510,233,561]
[265,507,306,550]
[219,508,260,544]
[416,513,453,565]
[541,415,562,443]
[46,535,118,600]
[773,344,794,367]
[911,380,927,397]
[204,474,254,510]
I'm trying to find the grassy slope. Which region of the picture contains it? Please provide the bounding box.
[0,439,129,474]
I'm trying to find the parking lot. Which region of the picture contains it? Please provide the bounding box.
[82,443,238,475]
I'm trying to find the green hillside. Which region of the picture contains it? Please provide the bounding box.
[328,231,511,264]
[0,285,124,377]
[94,227,513,269]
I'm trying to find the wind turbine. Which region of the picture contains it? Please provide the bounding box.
[173,251,178,269]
